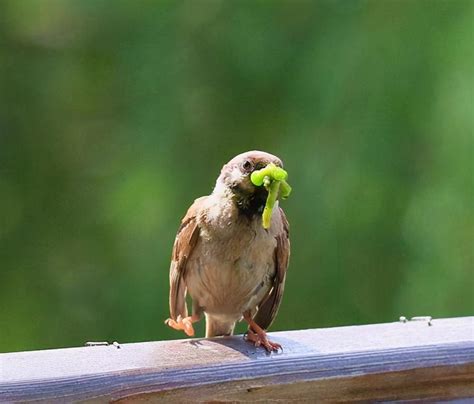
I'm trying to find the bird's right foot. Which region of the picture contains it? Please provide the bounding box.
[165,314,199,337]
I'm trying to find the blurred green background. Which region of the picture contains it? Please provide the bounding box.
[0,0,473,353]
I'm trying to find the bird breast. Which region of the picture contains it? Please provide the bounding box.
[185,216,277,320]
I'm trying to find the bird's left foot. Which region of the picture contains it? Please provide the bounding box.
[243,311,282,352]
[244,329,282,352]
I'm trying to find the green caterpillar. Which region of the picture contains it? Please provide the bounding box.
[250,163,292,229]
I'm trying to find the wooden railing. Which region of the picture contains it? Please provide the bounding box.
[1,317,473,402]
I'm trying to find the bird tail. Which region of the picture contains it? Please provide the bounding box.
[205,314,235,337]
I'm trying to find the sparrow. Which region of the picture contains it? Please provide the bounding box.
[165,151,290,351]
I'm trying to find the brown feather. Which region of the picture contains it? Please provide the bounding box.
[168,197,205,320]
[253,207,290,330]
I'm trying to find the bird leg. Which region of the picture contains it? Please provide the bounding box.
[243,311,282,352]
[165,314,200,337]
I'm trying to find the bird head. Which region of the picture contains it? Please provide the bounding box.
[214,150,284,215]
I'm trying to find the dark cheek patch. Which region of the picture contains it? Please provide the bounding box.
[234,186,268,217]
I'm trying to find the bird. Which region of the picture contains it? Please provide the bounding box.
[165,150,290,351]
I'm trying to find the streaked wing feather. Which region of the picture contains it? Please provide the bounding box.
[254,207,290,330]
[168,197,204,320]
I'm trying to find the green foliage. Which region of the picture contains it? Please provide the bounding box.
[0,0,472,352]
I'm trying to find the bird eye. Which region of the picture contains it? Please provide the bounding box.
[242,160,253,172]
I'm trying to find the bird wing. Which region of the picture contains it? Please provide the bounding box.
[168,197,205,320]
[254,207,290,330]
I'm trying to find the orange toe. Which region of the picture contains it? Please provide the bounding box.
[245,330,282,352]
[165,316,196,337]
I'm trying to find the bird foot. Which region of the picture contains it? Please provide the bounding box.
[165,315,196,337]
[244,329,282,352]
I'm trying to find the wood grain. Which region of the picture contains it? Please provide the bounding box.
[1,317,473,402]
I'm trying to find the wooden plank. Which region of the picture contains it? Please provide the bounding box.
[0,317,473,402]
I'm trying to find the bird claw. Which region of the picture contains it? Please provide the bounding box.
[165,315,195,336]
[244,329,282,352]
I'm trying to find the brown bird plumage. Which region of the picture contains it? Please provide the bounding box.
[166,151,290,351]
